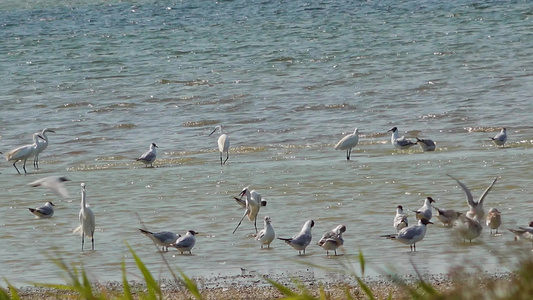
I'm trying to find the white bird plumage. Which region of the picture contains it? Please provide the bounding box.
[490,128,507,146]
[171,230,198,254]
[278,220,315,255]
[5,133,44,174]
[509,221,533,247]
[414,197,435,221]
[434,206,461,227]
[33,128,55,169]
[139,229,180,252]
[447,174,498,223]
[136,143,158,167]
[317,224,346,256]
[393,205,408,231]
[74,183,95,251]
[381,218,432,252]
[255,216,276,249]
[455,213,482,243]
[28,201,55,219]
[29,176,71,200]
[209,125,230,165]
[334,127,359,160]
[388,127,416,150]
[232,187,266,234]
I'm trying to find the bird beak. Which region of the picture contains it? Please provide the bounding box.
[209,128,217,136]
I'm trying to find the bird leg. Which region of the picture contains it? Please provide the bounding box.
[220,153,223,165]
[22,158,28,174]
[254,218,258,233]
[13,161,21,175]
[233,211,248,234]
[91,237,94,251]
[81,236,85,252]
[223,152,229,165]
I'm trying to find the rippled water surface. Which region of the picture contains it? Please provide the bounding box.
[1,0,533,286]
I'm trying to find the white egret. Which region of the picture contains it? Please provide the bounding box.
[334,127,359,160]
[136,143,158,167]
[33,128,55,169]
[486,208,502,235]
[170,230,198,254]
[317,224,346,256]
[209,125,230,165]
[139,229,180,252]
[278,220,314,255]
[381,218,432,252]
[29,176,71,200]
[255,216,275,249]
[388,127,416,150]
[5,133,43,174]
[28,201,55,218]
[232,187,266,234]
[74,183,95,251]
[490,128,507,147]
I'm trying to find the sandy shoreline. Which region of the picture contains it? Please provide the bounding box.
[12,271,515,299]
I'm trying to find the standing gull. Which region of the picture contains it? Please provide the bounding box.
[334,127,359,160]
[232,187,266,234]
[29,176,71,200]
[414,197,435,221]
[74,183,95,251]
[388,127,416,150]
[136,143,158,167]
[209,125,230,165]
[455,213,482,243]
[139,229,180,252]
[447,174,498,223]
[486,208,502,235]
[255,216,276,249]
[33,128,55,169]
[393,205,408,231]
[28,201,55,219]
[317,224,346,256]
[278,220,315,255]
[415,137,436,152]
[490,128,507,147]
[171,230,198,254]
[4,133,43,174]
[381,219,432,252]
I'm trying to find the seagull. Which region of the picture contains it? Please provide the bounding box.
[209,125,230,165]
[232,187,266,234]
[509,222,533,246]
[33,128,55,169]
[278,220,315,255]
[393,205,408,231]
[381,218,432,252]
[74,183,95,251]
[455,213,482,243]
[415,137,436,151]
[334,127,359,160]
[170,230,198,254]
[4,133,44,174]
[413,197,435,221]
[139,229,180,252]
[486,208,502,235]
[29,176,71,199]
[447,174,498,223]
[434,207,461,227]
[388,127,416,150]
[136,143,158,167]
[317,224,346,256]
[28,201,55,218]
[255,216,275,249]
[490,128,507,147]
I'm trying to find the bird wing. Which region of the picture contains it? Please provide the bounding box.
[233,197,246,208]
[138,151,155,161]
[478,177,498,206]
[396,137,415,147]
[448,174,475,207]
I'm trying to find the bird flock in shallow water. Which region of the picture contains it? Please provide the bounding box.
[3,124,525,255]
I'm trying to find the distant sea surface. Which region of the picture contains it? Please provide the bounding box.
[1,0,532,286]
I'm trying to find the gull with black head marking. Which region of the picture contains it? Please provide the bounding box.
[490,128,507,147]
[171,230,198,254]
[278,220,315,255]
[28,201,55,219]
[388,127,416,150]
[414,197,435,221]
[393,205,408,231]
[139,229,180,252]
[381,218,432,252]
[137,143,158,167]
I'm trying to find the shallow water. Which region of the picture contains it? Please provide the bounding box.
[1,0,533,286]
